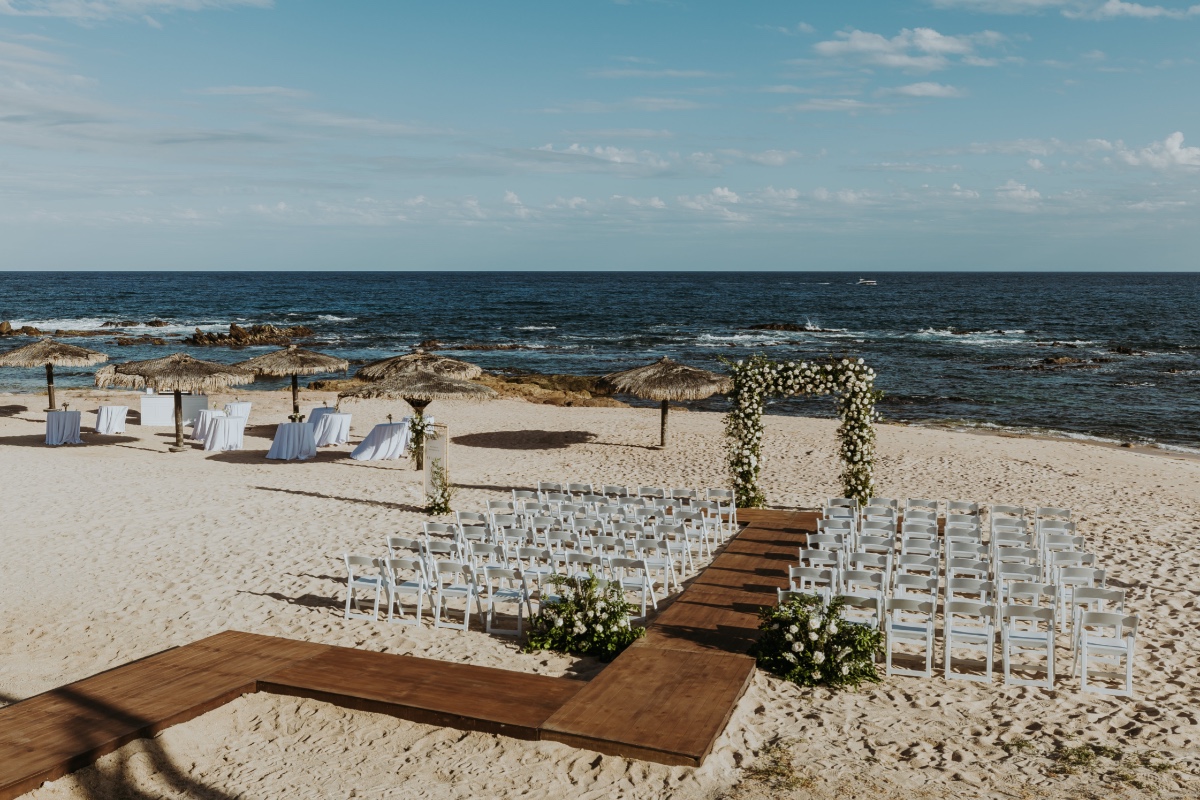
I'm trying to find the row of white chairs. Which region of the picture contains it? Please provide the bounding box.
[783,587,1136,695]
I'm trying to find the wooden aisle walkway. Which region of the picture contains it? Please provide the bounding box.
[0,509,814,797]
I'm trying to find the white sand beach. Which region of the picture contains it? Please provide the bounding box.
[2,389,1198,799]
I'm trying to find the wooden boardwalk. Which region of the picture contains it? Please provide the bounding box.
[0,509,813,797]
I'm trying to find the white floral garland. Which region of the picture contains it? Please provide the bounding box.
[724,355,879,508]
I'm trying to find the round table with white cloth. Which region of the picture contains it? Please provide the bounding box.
[350,419,411,461]
[223,401,252,419]
[314,412,351,446]
[307,406,334,428]
[267,422,317,461]
[204,416,246,452]
[94,405,128,435]
[191,408,226,441]
[45,410,83,446]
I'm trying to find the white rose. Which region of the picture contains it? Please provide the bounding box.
[828,622,838,634]
[813,651,825,664]
[791,642,802,653]
[788,624,799,634]
[808,618,820,630]
[809,632,819,642]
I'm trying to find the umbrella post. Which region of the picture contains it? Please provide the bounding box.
[169,389,186,452]
[659,399,669,449]
[45,363,56,412]
[291,374,300,418]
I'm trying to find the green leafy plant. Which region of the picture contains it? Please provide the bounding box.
[425,458,454,515]
[750,593,883,689]
[410,411,435,468]
[524,574,645,661]
[723,355,880,507]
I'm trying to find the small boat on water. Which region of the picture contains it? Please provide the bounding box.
[856,278,877,286]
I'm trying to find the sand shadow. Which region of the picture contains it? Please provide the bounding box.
[0,434,140,448]
[204,449,349,465]
[254,485,424,513]
[0,404,27,417]
[18,684,242,800]
[237,589,342,612]
[451,430,597,450]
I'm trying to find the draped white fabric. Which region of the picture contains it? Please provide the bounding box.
[191,408,226,441]
[267,422,317,461]
[94,405,128,435]
[307,406,334,429]
[45,410,82,446]
[223,401,252,419]
[313,412,351,446]
[350,419,411,461]
[203,416,246,452]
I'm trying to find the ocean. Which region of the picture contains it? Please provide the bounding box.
[2,271,1198,449]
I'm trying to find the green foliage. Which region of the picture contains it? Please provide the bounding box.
[750,593,883,690]
[425,458,454,515]
[723,354,879,508]
[524,574,645,661]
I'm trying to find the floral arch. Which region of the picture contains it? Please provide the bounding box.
[724,355,880,508]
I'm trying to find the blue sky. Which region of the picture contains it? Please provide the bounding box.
[0,0,1197,270]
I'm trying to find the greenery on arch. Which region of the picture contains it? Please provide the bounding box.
[724,354,880,508]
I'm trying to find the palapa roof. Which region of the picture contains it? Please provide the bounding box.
[602,356,731,402]
[0,337,108,369]
[234,345,349,377]
[356,348,482,381]
[95,353,255,393]
[339,372,497,402]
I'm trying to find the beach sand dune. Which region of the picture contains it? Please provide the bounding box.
[2,390,1198,799]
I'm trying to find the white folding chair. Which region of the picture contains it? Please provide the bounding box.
[602,484,630,500]
[635,538,678,591]
[787,566,836,600]
[837,594,881,630]
[1001,605,1056,688]
[867,497,899,511]
[386,535,422,558]
[457,511,488,527]
[947,557,991,582]
[1069,586,1124,655]
[839,571,885,616]
[885,597,935,678]
[343,554,384,621]
[905,498,938,515]
[638,486,666,499]
[946,500,980,516]
[381,556,430,626]
[433,561,482,632]
[893,574,938,601]
[706,488,738,537]
[1074,611,1137,697]
[798,548,841,572]
[608,557,658,620]
[481,566,529,636]
[944,600,996,683]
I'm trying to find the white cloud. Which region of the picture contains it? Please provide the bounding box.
[1064,0,1200,17]
[813,27,1005,73]
[759,21,816,35]
[198,85,310,98]
[930,0,1200,18]
[719,148,801,166]
[995,178,1042,205]
[1115,131,1200,169]
[0,0,271,21]
[779,98,888,113]
[560,128,673,139]
[886,81,967,97]
[1028,157,1046,169]
[677,187,748,220]
[534,143,671,170]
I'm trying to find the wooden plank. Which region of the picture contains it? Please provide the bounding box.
[541,645,755,766]
[259,645,584,740]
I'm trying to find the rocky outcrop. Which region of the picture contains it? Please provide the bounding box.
[184,323,314,347]
[101,320,140,328]
[0,321,10,335]
[308,372,628,409]
[146,320,169,327]
[114,336,168,346]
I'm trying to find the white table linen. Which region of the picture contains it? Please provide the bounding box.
[307,406,334,428]
[204,416,246,452]
[45,410,82,446]
[267,422,317,461]
[224,401,252,419]
[94,405,128,435]
[313,412,351,446]
[191,408,226,441]
[350,419,411,461]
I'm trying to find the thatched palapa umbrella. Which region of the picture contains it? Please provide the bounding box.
[339,372,496,468]
[603,356,730,448]
[234,345,349,418]
[96,353,254,452]
[356,348,482,381]
[0,338,109,411]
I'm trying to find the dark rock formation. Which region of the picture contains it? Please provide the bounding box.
[146,320,169,327]
[184,323,315,347]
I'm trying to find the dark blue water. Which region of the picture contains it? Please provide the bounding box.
[2,271,1198,448]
